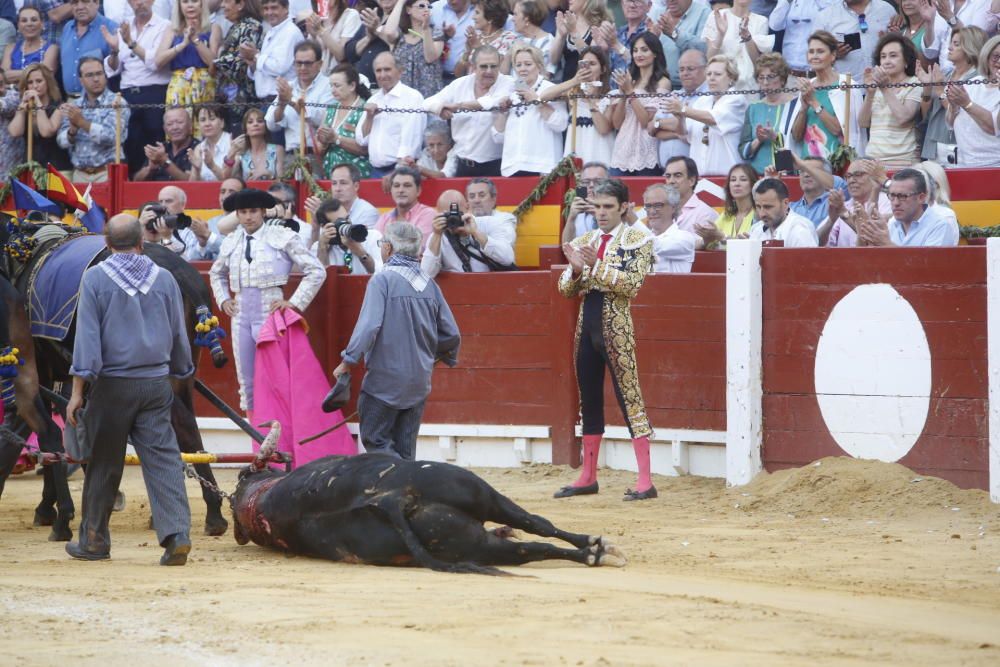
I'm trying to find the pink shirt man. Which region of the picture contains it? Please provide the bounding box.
[375,203,438,240]
[827,193,892,247]
[675,194,720,233]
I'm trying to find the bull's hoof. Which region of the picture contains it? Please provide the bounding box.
[112,491,126,512]
[623,485,658,501]
[553,482,599,498]
[203,516,229,536]
[597,540,627,567]
[33,507,56,527]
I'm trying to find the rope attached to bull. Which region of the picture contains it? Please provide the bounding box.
[193,305,227,364]
[0,346,24,409]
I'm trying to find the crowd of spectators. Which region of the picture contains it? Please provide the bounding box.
[0,0,997,260]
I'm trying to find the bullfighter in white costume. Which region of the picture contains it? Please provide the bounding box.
[209,189,326,413]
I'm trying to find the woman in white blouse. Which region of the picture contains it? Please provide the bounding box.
[663,55,747,177]
[702,0,774,89]
[189,104,232,181]
[306,0,362,75]
[493,44,569,176]
[947,35,1000,167]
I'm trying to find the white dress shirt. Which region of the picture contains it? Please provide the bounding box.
[748,210,819,247]
[350,197,380,229]
[265,75,332,151]
[425,74,516,164]
[355,81,426,168]
[818,0,897,79]
[701,9,774,88]
[103,13,171,87]
[491,78,569,176]
[768,0,831,70]
[420,215,517,277]
[313,229,383,275]
[253,17,304,98]
[195,133,231,181]
[651,224,698,273]
[685,90,748,177]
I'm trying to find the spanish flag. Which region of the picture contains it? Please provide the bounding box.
[45,164,87,211]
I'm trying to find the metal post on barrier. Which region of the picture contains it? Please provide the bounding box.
[26,99,34,163]
[113,93,123,164]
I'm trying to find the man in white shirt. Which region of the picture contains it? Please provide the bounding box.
[664,156,719,232]
[326,162,379,229]
[466,177,516,229]
[561,162,609,244]
[101,0,169,177]
[242,0,303,102]
[748,178,819,247]
[265,40,331,154]
[421,190,517,277]
[424,45,514,177]
[643,183,712,273]
[429,0,476,79]
[356,52,426,178]
[818,0,897,79]
[313,197,382,275]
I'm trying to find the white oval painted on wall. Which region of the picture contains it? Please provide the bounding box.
[814,284,931,462]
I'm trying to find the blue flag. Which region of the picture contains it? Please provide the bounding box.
[80,203,105,233]
[12,180,62,216]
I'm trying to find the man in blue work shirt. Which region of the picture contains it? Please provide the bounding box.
[60,0,116,97]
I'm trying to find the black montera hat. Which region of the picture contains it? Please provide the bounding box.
[222,188,278,212]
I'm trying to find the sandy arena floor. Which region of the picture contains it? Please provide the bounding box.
[1,456,999,666]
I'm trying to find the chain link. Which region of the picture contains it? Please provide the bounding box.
[184,462,234,508]
[78,77,999,113]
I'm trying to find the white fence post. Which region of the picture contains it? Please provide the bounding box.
[986,239,1000,503]
[726,239,764,487]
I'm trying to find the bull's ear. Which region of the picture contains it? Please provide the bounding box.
[234,519,250,546]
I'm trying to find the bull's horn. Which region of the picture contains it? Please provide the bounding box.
[255,421,282,463]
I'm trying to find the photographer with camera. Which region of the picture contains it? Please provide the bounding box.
[309,197,382,275]
[139,186,219,261]
[421,190,516,279]
[264,182,312,246]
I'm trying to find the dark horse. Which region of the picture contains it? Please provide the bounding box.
[0,235,231,540]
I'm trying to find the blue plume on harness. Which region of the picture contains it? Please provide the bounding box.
[193,305,227,360]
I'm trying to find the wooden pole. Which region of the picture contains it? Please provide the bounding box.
[114,93,123,164]
[298,98,307,161]
[570,94,578,156]
[843,73,852,146]
[26,100,34,164]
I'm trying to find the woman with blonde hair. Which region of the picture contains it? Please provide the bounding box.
[156,0,223,132]
[8,63,70,174]
[663,55,747,176]
[916,160,958,227]
[492,43,568,176]
[549,0,612,82]
[946,35,1000,167]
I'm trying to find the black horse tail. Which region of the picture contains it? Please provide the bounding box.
[144,243,229,369]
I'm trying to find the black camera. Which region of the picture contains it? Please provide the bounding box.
[146,204,192,231]
[445,203,464,230]
[329,217,368,248]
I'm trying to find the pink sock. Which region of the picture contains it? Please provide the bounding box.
[632,436,652,492]
[572,434,602,487]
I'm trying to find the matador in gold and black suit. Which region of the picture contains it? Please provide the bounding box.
[554,214,657,501]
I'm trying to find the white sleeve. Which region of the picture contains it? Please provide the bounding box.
[653,230,697,264]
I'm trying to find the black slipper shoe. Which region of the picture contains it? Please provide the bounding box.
[623,486,658,501]
[553,481,599,498]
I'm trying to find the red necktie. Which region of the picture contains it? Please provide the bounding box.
[596,233,613,260]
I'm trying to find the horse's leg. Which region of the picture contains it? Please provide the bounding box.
[28,394,73,541]
[0,424,25,499]
[171,379,228,536]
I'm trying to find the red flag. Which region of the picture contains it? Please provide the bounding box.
[45,164,88,211]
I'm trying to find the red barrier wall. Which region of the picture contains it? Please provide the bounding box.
[191,267,729,465]
[760,247,988,490]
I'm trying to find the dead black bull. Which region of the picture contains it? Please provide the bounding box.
[232,424,626,574]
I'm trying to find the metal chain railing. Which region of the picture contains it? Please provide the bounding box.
[75,76,1000,113]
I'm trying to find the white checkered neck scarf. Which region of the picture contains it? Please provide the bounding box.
[100,252,160,297]
[384,253,428,292]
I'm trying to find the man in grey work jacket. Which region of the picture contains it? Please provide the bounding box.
[65,214,194,566]
[333,221,461,460]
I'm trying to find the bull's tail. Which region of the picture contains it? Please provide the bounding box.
[369,491,515,577]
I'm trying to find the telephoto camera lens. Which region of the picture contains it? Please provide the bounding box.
[445,203,464,230]
[332,218,368,247]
